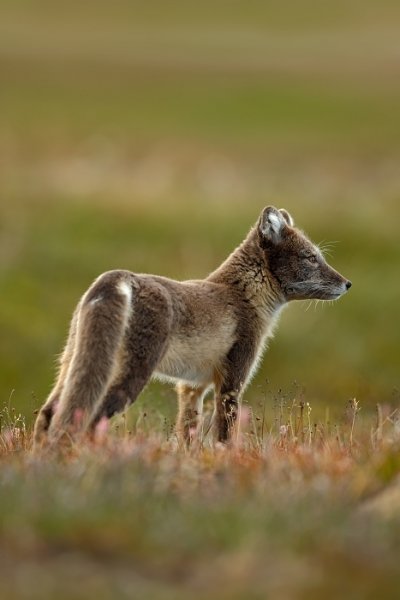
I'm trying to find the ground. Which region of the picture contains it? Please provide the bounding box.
[2,401,400,599]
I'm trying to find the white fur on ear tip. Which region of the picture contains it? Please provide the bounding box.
[268,211,282,234]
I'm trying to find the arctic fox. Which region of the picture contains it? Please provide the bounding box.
[33,206,351,446]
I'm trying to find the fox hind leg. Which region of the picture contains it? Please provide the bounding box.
[175,383,208,446]
[33,305,80,448]
[88,284,173,431]
[46,272,134,443]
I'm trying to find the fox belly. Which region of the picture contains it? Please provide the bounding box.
[154,329,234,386]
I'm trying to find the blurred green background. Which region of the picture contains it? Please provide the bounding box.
[1,0,399,424]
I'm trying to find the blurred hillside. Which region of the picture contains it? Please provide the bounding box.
[0,0,399,423]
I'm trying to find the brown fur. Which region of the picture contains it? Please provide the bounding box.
[33,207,351,448]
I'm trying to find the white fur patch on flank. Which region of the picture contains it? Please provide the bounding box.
[116,279,133,336]
[117,280,132,302]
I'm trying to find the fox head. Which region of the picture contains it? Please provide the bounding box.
[258,206,352,302]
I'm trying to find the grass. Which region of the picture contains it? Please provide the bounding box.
[2,399,400,599]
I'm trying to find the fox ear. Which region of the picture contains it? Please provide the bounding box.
[259,206,288,243]
[279,208,294,227]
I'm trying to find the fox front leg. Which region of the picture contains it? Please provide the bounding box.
[215,338,256,443]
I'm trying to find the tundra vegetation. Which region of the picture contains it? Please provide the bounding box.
[1,1,400,598]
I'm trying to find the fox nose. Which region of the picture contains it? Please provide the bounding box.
[345,280,352,290]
